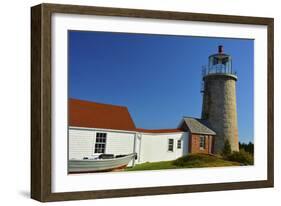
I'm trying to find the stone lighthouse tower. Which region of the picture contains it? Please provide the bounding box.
[201,45,239,153]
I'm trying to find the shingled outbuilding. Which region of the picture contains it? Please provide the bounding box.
[178,117,216,154]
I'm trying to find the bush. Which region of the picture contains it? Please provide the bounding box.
[173,155,195,167]
[221,139,232,157]
[226,149,254,165]
[172,153,237,167]
[173,154,213,167]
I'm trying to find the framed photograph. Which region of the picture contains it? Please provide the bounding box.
[31,3,274,202]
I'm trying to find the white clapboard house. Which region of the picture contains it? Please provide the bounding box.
[69,98,216,166]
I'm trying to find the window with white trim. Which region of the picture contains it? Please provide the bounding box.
[199,135,206,149]
[177,139,182,149]
[168,139,174,152]
[94,132,107,153]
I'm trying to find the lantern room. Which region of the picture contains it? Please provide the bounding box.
[203,45,235,76]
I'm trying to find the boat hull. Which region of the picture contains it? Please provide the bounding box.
[68,153,136,173]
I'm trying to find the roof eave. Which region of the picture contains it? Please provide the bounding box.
[191,132,216,135]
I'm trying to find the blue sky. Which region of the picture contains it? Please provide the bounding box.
[68,30,254,143]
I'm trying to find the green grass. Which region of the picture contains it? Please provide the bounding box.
[125,153,241,172]
[125,160,177,171]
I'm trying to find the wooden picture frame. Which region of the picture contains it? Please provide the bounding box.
[31,3,274,202]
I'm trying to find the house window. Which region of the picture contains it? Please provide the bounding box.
[199,135,206,149]
[94,132,107,153]
[168,139,174,152]
[177,140,182,149]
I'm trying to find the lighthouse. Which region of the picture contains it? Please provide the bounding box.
[201,45,239,153]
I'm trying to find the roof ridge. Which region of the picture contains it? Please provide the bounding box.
[183,116,200,120]
[69,98,128,109]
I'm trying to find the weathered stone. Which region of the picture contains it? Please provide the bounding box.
[201,74,239,153]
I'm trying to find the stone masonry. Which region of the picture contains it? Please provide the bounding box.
[201,74,239,153]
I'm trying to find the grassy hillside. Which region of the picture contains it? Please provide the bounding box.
[125,153,241,172]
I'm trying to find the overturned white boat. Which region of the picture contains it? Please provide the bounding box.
[68,153,137,173]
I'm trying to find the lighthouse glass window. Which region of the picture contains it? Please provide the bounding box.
[68,30,254,174]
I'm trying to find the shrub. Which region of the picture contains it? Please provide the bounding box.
[172,153,222,167]
[221,139,232,157]
[173,155,194,167]
[226,149,254,165]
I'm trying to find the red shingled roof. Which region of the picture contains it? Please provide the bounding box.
[69,98,183,133]
[69,99,136,131]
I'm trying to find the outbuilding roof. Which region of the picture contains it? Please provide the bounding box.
[69,98,136,131]
[181,117,216,135]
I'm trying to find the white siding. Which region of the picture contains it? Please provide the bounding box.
[69,127,189,167]
[69,129,95,159]
[137,132,189,164]
[103,132,135,155]
[103,131,136,166]
[69,127,136,165]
